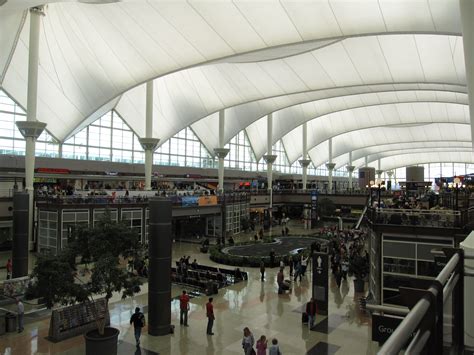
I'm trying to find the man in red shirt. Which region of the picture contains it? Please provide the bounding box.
[179,290,190,326]
[206,297,214,335]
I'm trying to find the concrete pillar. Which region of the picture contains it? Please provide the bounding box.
[139,81,160,191]
[346,151,355,191]
[376,159,383,180]
[386,171,394,190]
[460,0,474,148]
[12,193,29,277]
[326,138,335,193]
[16,7,47,246]
[148,198,172,336]
[214,110,229,194]
[263,114,277,211]
[299,122,311,191]
[365,156,368,167]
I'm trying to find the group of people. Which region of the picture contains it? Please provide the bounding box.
[325,227,367,288]
[242,327,282,355]
[177,255,199,275]
[128,256,149,278]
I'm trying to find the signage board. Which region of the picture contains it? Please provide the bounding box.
[198,195,218,206]
[312,252,328,315]
[372,314,414,344]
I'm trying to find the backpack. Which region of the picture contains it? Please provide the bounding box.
[138,313,145,327]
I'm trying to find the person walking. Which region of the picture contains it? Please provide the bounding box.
[260,259,265,282]
[269,338,282,355]
[16,298,24,333]
[206,297,215,335]
[242,327,255,355]
[6,259,12,280]
[306,297,317,330]
[256,335,268,355]
[179,290,190,326]
[130,307,146,347]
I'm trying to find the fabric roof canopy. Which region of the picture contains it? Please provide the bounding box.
[0,0,472,171]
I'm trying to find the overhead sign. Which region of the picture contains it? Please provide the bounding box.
[36,168,70,174]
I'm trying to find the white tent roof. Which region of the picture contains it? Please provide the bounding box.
[0,0,472,168]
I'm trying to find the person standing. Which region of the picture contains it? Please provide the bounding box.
[301,255,309,276]
[242,327,255,355]
[277,267,284,294]
[306,297,317,330]
[256,335,268,355]
[269,250,275,268]
[179,290,190,326]
[16,298,24,333]
[6,259,12,280]
[130,307,146,347]
[206,297,215,335]
[260,259,265,282]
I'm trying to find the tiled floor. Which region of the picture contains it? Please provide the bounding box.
[0,224,380,354]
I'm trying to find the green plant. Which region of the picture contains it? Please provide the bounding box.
[29,211,142,336]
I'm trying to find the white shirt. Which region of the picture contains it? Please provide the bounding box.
[17,302,24,314]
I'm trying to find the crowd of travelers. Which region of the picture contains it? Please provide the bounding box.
[323,227,368,288]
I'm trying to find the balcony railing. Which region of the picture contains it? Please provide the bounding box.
[366,207,465,228]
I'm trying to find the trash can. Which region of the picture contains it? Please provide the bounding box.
[0,311,6,335]
[6,312,17,333]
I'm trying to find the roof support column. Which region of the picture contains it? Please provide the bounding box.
[386,171,394,190]
[460,0,474,148]
[325,138,335,194]
[214,110,229,194]
[376,159,383,180]
[299,122,311,191]
[16,7,47,246]
[263,114,277,213]
[346,151,355,192]
[139,81,160,191]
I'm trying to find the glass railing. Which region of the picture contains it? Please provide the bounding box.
[366,207,464,228]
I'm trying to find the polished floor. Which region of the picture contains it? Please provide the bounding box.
[0,225,380,354]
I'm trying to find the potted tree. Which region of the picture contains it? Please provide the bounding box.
[349,253,369,293]
[29,211,142,355]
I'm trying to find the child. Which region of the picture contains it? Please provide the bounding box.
[256,335,267,355]
[269,338,282,355]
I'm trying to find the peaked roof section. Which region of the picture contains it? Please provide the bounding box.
[0,0,471,169]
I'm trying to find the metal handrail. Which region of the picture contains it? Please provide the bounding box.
[378,251,461,355]
[405,329,431,355]
[366,304,409,316]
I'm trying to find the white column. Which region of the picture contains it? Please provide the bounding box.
[25,7,41,192]
[346,151,355,192]
[460,0,474,149]
[386,171,394,190]
[326,138,335,194]
[218,110,225,192]
[16,7,47,245]
[299,122,311,191]
[376,159,383,180]
[139,81,160,190]
[144,81,153,190]
[267,113,273,192]
[214,110,229,194]
[263,114,277,213]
